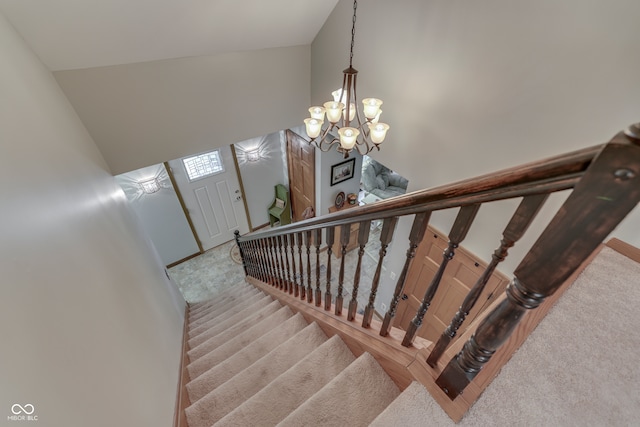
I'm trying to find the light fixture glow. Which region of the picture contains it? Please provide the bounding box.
[139,178,160,194]
[302,0,390,158]
[246,149,260,162]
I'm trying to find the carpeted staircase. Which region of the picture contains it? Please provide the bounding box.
[183,282,415,427]
[180,245,640,426]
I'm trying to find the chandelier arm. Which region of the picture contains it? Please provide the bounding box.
[353,140,370,156]
[317,136,342,153]
[311,125,336,149]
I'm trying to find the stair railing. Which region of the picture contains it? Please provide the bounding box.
[235,123,640,400]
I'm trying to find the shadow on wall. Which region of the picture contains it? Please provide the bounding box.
[360,156,409,201]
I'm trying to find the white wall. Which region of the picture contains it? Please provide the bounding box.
[312,0,640,311]
[54,45,311,175]
[234,131,289,228]
[0,12,184,427]
[116,164,200,265]
[316,148,363,217]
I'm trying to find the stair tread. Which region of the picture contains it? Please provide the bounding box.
[188,282,254,314]
[188,286,259,322]
[370,381,448,427]
[189,290,266,333]
[186,309,306,400]
[188,299,282,360]
[188,294,272,346]
[188,289,264,331]
[215,334,356,427]
[278,352,400,427]
[185,322,328,427]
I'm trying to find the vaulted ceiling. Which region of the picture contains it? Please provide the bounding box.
[0,0,338,71]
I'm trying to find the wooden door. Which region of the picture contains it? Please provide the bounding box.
[168,145,250,251]
[286,129,315,222]
[394,226,510,344]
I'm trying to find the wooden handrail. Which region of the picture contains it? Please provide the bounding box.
[437,128,640,398]
[234,123,640,418]
[237,144,601,243]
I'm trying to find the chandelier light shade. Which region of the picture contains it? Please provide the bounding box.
[303,0,389,158]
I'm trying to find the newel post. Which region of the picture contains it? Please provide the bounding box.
[436,124,640,399]
[234,230,247,276]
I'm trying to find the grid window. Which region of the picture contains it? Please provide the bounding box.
[182,150,224,181]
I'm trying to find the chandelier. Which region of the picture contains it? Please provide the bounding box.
[303,0,389,158]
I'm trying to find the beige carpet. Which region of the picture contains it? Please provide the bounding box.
[182,247,640,426]
[183,282,403,427]
[372,246,640,426]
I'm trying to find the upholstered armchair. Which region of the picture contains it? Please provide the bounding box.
[268,184,291,226]
[361,159,409,199]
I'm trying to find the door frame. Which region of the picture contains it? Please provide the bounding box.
[164,161,204,254]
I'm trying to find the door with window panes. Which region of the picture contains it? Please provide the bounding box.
[168,145,249,250]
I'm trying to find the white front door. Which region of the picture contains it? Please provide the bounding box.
[169,145,249,251]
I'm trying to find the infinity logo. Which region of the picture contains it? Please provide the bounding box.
[11,404,34,415]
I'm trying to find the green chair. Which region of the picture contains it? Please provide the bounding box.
[268,184,291,226]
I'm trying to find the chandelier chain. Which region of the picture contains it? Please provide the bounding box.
[349,0,357,68]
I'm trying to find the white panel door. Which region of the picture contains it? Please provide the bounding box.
[168,145,249,251]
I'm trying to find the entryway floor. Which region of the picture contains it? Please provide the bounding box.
[169,225,385,315]
[168,239,246,303]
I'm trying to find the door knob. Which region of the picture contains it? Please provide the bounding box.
[401,294,408,301]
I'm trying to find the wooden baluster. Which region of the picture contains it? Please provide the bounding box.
[297,232,306,300]
[242,241,253,277]
[260,239,271,284]
[427,195,547,367]
[278,236,286,291]
[255,240,264,281]
[305,231,313,303]
[283,234,293,294]
[314,228,323,307]
[289,234,299,297]
[277,235,287,292]
[437,129,640,399]
[363,217,398,328]
[380,212,431,336]
[257,239,267,282]
[270,236,281,288]
[238,240,248,273]
[335,224,351,316]
[324,226,335,310]
[267,237,276,286]
[402,205,480,347]
[246,240,256,279]
[248,241,257,279]
[261,238,268,284]
[348,220,372,321]
[234,231,247,276]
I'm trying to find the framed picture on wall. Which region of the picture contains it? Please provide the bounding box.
[330,158,356,186]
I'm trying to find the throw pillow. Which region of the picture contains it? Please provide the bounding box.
[380,172,390,187]
[275,198,285,209]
